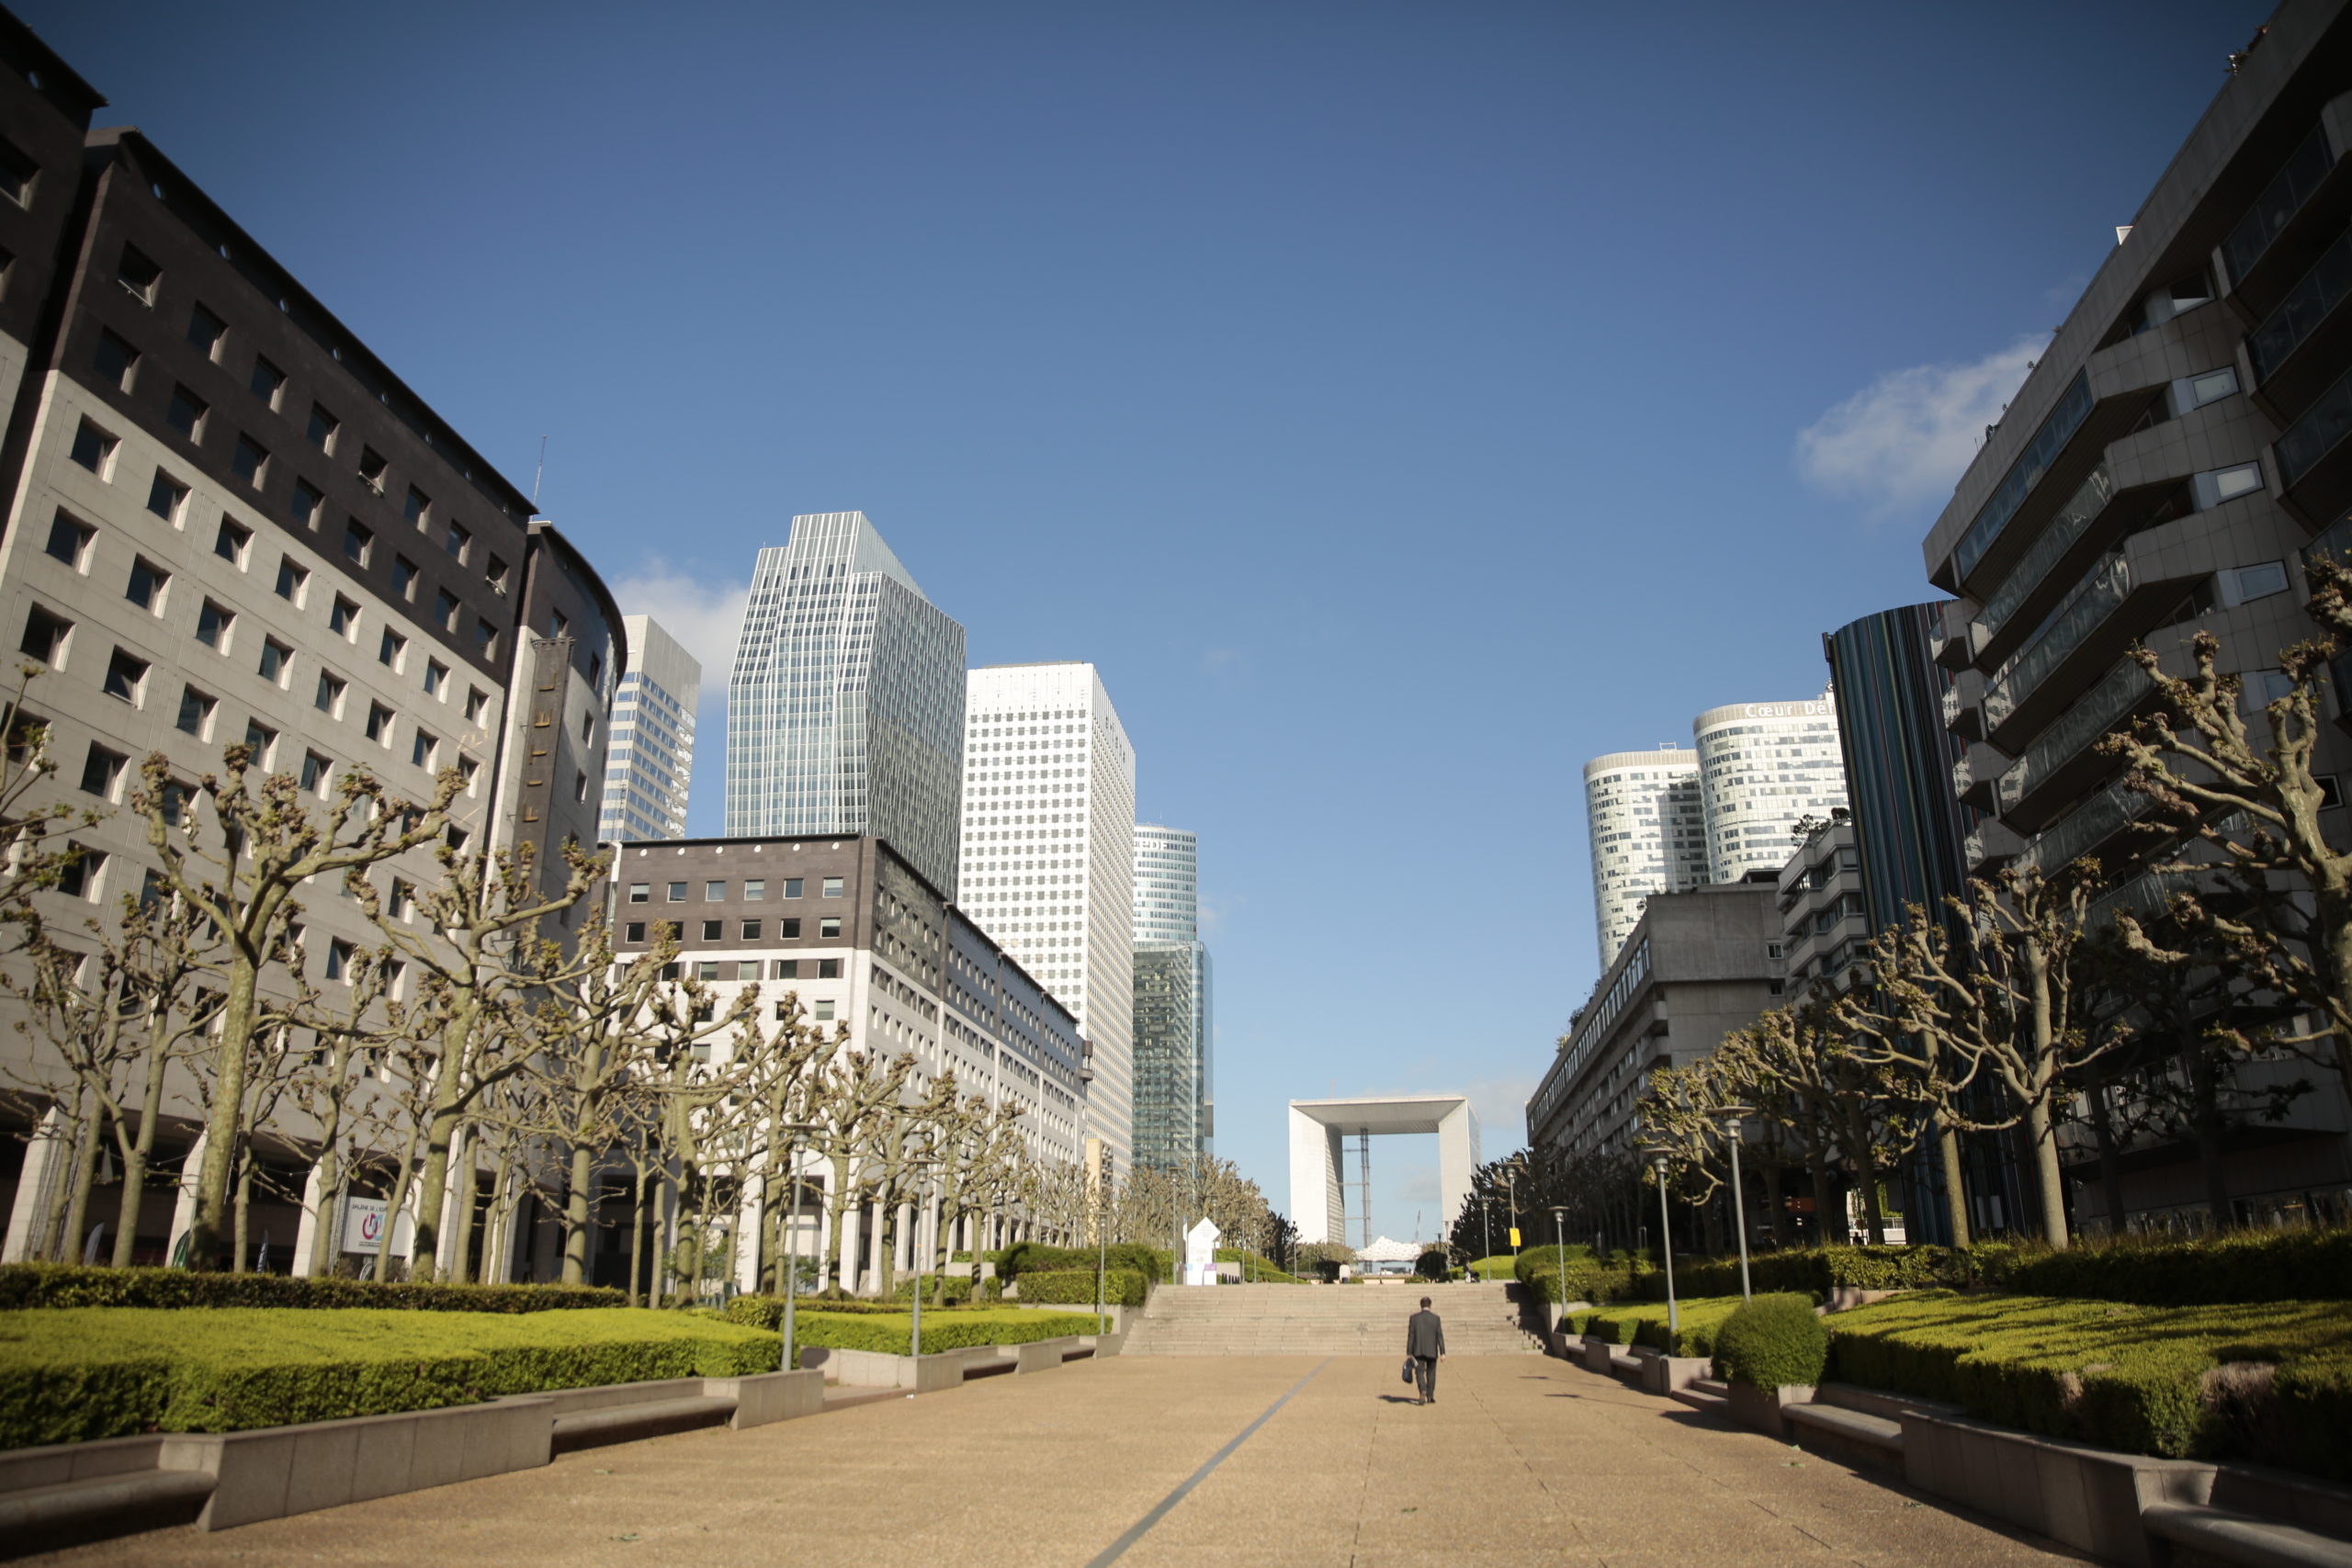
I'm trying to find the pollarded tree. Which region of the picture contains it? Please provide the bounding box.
[808,1044,912,1293]
[139,749,458,1269]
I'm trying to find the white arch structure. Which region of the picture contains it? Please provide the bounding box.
[1287,1095,1479,1247]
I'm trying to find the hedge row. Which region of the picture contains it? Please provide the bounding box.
[0,1264,625,1314]
[1016,1269,1148,1308]
[0,1306,776,1450]
[1630,1246,1965,1302]
[1512,1248,1656,1307]
[1566,1294,1748,1359]
[996,1243,1163,1283]
[888,1276,1002,1304]
[780,1309,1102,1357]
[1995,1229,2352,1305]
[1824,1291,2352,1475]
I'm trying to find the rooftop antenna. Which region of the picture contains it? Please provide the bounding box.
[531,435,548,509]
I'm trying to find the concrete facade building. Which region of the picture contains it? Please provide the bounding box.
[1583,747,1706,971]
[1694,696,1849,885]
[1920,0,2352,1231]
[599,615,697,842]
[957,663,1137,1166]
[1527,883,1784,1166]
[724,513,967,897]
[613,834,1090,1290]
[1130,823,1211,1173]
[1132,823,1200,944]
[1777,816,1868,1003]
[0,21,625,1267]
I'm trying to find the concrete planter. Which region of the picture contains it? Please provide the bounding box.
[707,1370,825,1427]
[1093,1332,1125,1358]
[808,1346,972,1392]
[1897,1409,2217,1568]
[1580,1336,1616,1375]
[1012,1337,1079,1372]
[1635,1352,1713,1396]
[1724,1382,1815,1439]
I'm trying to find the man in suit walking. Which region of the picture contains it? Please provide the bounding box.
[1406,1295,1445,1404]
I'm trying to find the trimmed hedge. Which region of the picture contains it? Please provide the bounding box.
[781,1309,1101,1357]
[0,1306,777,1450]
[1513,1247,1655,1307]
[722,1295,1008,1328]
[1713,1293,1827,1391]
[0,1264,626,1314]
[1824,1290,2352,1472]
[997,1242,1163,1283]
[1632,1246,1962,1302]
[1997,1229,2352,1305]
[1017,1269,1148,1308]
[1571,1294,1748,1358]
[888,1276,1002,1304]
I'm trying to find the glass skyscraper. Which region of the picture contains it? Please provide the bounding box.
[1130,824,1210,1172]
[725,513,967,897]
[1694,694,1849,884]
[599,615,699,842]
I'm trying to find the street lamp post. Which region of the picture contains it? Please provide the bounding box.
[1548,1204,1569,1347]
[775,1122,822,1375]
[1722,1110,1752,1303]
[1651,1154,1678,1338]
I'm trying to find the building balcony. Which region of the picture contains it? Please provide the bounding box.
[2086,865,2195,931]
[2015,780,2157,880]
[1994,658,2155,833]
[2276,362,2352,525]
[1969,461,2115,664]
[2220,96,2352,321]
[1981,547,2198,750]
[1963,818,2023,874]
[2248,220,2352,423]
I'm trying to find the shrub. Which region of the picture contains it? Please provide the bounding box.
[1999,1229,2352,1306]
[1513,1247,1652,1306]
[725,1295,1003,1328]
[786,1309,1102,1358]
[1713,1293,1828,1391]
[1415,1250,1449,1280]
[0,1306,776,1449]
[1579,1295,1747,1358]
[1016,1269,1147,1308]
[887,1275,1002,1304]
[1631,1247,1962,1302]
[996,1243,1162,1283]
[0,1264,625,1314]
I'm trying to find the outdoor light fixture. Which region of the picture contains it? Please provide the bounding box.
[1649,1152,1679,1337]
[1721,1109,1753,1302]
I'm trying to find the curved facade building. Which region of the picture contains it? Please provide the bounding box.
[1825,604,1975,932]
[1693,695,1847,885]
[1582,748,1704,970]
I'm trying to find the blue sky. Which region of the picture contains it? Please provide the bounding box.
[30,0,2267,1239]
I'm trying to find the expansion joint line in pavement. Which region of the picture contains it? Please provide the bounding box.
[1080,1359,1330,1568]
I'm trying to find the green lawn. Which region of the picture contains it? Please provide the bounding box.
[0,1306,780,1450]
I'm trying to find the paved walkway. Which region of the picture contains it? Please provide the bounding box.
[35,1357,2086,1567]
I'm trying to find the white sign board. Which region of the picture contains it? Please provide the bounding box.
[1184,1217,1221,1286]
[340,1198,413,1258]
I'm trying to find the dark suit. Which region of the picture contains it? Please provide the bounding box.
[1406,1309,1445,1402]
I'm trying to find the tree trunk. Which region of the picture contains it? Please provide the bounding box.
[61,1096,104,1265]
[821,1151,854,1294]
[2086,1070,2127,1238]
[1807,1149,1835,1247]
[114,1035,175,1269]
[2024,1097,2069,1248]
[232,1152,253,1273]
[1937,1122,1971,1248]
[190,959,262,1269]
[407,1032,469,1283]
[629,1156,651,1308]
[561,1141,595,1286]
[2188,1042,2233,1233]
[447,1134,481,1287]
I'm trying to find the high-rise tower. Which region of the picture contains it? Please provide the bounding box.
[1694,695,1849,884]
[957,664,1136,1165]
[1131,824,1210,1173]
[725,513,967,896]
[1582,748,1706,969]
[600,615,698,841]
[1131,824,1199,943]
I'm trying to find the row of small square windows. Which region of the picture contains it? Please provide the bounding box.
[626,876,842,903]
[626,918,844,950]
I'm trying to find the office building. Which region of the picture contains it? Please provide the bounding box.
[957,663,1137,1166]
[1130,824,1210,1172]
[612,834,1090,1289]
[0,17,625,1263]
[1132,823,1200,943]
[1694,695,1849,885]
[1824,605,1977,934]
[1921,0,2352,1230]
[1583,747,1706,970]
[598,615,698,842]
[724,512,966,896]
[1527,883,1783,1167]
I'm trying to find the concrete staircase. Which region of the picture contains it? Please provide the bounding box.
[1122,1280,1541,1356]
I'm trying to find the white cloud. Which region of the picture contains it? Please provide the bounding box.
[1795,334,2048,519]
[608,559,748,704]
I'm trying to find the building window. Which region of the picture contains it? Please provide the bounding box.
[413,730,438,770]
[0,134,37,208]
[392,555,418,599]
[486,555,509,594]
[466,688,488,723]
[289,480,323,528]
[404,487,431,526]
[343,520,372,565]
[93,328,137,391]
[821,877,843,898]
[143,472,187,525]
[701,919,723,941]
[55,846,104,901]
[475,619,499,660]
[706,880,727,900]
[231,435,267,488]
[257,637,292,685]
[365,702,393,743]
[244,721,277,768]
[275,558,308,604]
[741,919,762,941]
[435,589,459,632]
[445,521,469,562]
[772,960,798,980]
[628,883,650,903]
[166,385,207,441]
[196,600,232,649]
[743,879,766,900]
[357,446,388,495]
[307,403,338,451]
[422,658,448,696]
[186,302,226,358]
[19,605,70,667]
[118,244,161,305]
[330,595,359,637]
[667,881,688,901]
[780,918,802,938]
[737,961,760,982]
[379,628,406,669]
[625,920,647,942]
[214,517,251,566]
[695,962,721,982]
[300,751,331,795]
[79,744,125,799]
[46,513,93,569]
[249,355,285,408]
[175,685,216,739]
[125,556,169,612]
[103,648,148,704]
[783,878,804,899]
[314,671,345,716]
[819,917,842,939]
